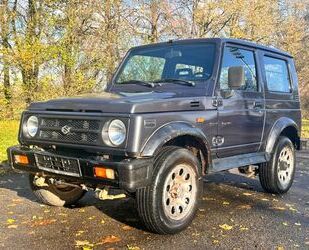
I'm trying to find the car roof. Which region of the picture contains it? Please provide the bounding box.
[132,38,293,58]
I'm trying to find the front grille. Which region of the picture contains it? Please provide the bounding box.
[37,117,102,146]
[35,153,81,177]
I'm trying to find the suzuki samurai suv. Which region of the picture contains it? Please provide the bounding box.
[7,38,301,234]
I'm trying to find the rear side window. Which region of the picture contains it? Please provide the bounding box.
[263,56,291,93]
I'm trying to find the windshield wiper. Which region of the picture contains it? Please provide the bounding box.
[117,80,156,88]
[153,78,196,87]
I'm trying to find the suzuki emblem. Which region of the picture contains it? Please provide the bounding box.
[61,125,72,135]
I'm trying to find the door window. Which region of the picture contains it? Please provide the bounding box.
[219,47,257,91]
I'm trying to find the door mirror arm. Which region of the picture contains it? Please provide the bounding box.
[220,89,234,99]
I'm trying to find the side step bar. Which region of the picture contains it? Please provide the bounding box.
[210,152,270,173]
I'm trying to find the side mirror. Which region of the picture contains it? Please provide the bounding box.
[228,66,245,90]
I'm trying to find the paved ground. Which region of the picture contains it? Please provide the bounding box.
[0,151,308,250]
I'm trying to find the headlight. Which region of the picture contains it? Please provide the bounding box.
[24,116,39,137]
[102,119,126,146]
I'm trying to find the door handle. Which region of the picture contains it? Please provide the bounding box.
[253,101,263,110]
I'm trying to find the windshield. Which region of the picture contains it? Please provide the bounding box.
[114,43,216,86]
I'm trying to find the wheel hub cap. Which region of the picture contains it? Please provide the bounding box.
[162,164,197,220]
[277,146,294,188]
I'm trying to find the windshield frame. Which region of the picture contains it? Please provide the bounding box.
[108,41,219,91]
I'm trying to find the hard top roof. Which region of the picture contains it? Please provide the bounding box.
[132,38,292,58]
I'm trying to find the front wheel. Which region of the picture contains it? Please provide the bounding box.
[259,136,296,194]
[136,147,202,234]
[29,175,86,207]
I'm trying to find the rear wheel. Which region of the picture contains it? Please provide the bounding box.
[136,147,202,234]
[29,175,86,207]
[259,136,296,194]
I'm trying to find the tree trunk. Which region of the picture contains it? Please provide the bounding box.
[1,0,13,117]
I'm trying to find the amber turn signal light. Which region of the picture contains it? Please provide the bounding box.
[14,155,29,165]
[94,166,115,179]
[196,117,205,123]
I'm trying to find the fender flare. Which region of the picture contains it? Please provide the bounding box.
[265,117,299,154]
[140,122,211,159]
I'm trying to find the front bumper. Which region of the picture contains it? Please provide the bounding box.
[7,145,153,193]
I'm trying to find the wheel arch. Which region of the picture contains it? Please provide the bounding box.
[140,122,211,174]
[265,117,301,154]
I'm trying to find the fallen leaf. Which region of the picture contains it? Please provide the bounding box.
[7,225,18,229]
[31,219,56,227]
[199,208,205,212]
[242,192,253,196]
[101,220,105,224]
[7,204,17,207]
[237,204,252,210]
[7,219,16,224]
[82,247,93,250]
[261,198,269,201]
[7,211,13,215]
[289,207,297,212]
[240,227,249,231]
[202,197,216,201]
[127,245,141,250]
[88,216,96,220]
[102,235,121,244]
[44,210,50,213]
[223,201,230,205]
[75,240,92,247]
[271,206,286,211]
[76,230,85,236]
[192,232,200,236]
[122,225,133,231]
[12,198,23,202]
[294,222,301,226]
[283,222,288,226]
[219,224,233,230]
[277,246,284,250]
[212,240,219,244]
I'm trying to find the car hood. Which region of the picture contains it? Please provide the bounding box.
[28,90,206,114]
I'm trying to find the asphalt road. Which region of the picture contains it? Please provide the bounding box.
[0,151,308,250]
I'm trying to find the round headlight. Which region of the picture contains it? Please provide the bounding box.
[103,119,126,146]
[25,116,39,137]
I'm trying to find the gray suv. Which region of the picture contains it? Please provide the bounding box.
[7,38,301,234]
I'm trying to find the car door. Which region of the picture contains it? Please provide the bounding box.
[215,45,265,158]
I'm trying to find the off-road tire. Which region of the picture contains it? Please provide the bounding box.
[29,175,86,207]
[136,146,202,234]
[259,136,296,194]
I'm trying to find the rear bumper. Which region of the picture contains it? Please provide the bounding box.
[7,145,153,193]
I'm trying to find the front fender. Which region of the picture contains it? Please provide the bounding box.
[140,122,211,157]
[265,117,299,154]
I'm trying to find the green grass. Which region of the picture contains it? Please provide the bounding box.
[302,119,309,139]
[0,119,308,163]
[0,120,19,163]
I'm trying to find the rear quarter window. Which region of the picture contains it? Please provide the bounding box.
[263,56,291,93]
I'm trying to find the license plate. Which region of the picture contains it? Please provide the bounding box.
[34,153,81,177]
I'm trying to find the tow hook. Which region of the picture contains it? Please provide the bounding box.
[95,187,126,200]
[33,176,49,187]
